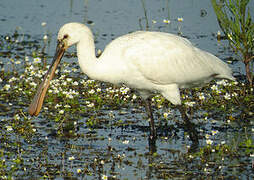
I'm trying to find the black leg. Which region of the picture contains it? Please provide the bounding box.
[144,98,157,153]
[177,105,199,143]
[144,98,156,139]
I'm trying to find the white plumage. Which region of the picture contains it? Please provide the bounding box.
[63,23,234,104]
[29,22,235,142]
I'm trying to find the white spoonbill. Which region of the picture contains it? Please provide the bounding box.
[28,22,235,142]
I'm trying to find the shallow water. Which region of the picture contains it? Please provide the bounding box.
[0,0,253,179]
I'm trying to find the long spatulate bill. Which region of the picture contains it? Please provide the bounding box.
[28,42,65,116]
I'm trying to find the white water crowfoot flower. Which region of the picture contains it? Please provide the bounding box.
[86,101,95,108]
[6,125,13,131]
[163,110,171,119]
[211,130,218,136]
[3,84,11,91]
[77,168,82,174]
[206,139,213,145]
[120,87,130,95]
[9,77,17,83]
[15,60,21,65]
[43,35,48,40]
[101,174,108,180]
[33,57,41,64]
[72,81,79,86]
[216,79,229,86]
[59,110,64,114]
[197,92,205,100]
[184,101,195,107]
[152,20,157,24]
[68,156,75,161]
[66,78,72,82]
[163,19,170,24]
[41,22,47,27]
[224,93,231,100]
[211,84,221,93]
[177,17,184,22]
[88,89,95,94]
[122,140,129,144]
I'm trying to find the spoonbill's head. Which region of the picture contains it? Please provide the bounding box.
[28,22,91,116]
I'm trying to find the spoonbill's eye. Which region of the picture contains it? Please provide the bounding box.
[63,34,69,39]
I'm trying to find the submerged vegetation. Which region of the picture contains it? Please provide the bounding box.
[0,21,253,179]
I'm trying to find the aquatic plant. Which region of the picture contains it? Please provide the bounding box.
[211,0,254,86]
[0,25,253,179]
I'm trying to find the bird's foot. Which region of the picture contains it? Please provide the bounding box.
[183,120,199,143]
[148,132,157,153]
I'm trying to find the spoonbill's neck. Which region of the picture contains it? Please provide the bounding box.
[76,33,99,79]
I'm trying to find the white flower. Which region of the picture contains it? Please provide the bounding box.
[62,81,67,86]
[198,92,205,100]
[224,93,231,100]
[30,82,37,87]
[25,56,29,62]
[15,60,21,65]
[122,140,129,144]
[87,103,94,108]
[6,125,13,131]
[163,19,170,24]
[41,22,47,27]
[152,20,157,24]
[177,17,184,22]
[72,68,78,72]
[216,79,228,86]
[43,35,48,40]
[211,130,218,136]
[66,78,72,82]
[132,94,137,100]
[66,94,73,99]
[184,101,195,107]
[33,57,41,64]
[72,81,78,86]
[14,114,20,120]
[163,112,169,119]
[55,104,61,108]
[59,110,64,114]
[211,85,218,91]
[9,77,17,83]
[87,80,94,84]
[88,89,95,94]
[3,84,11,91]
[217,30,221,36]
[101,175,108,180]
[77,168,82,173]
[68,156,75,161]
[120,87,130,94]
[205,134,210,139]
[206,139,213,145]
